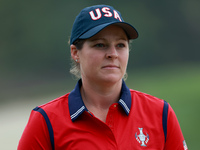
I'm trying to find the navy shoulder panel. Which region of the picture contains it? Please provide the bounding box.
[33,106,54,150]
[162,101,169,143]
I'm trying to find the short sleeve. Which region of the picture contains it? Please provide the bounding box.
[17,109,52,150]
[164,104,187,150]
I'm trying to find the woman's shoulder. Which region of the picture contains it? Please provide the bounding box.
[37,93,70,113]
[129,89,165,106]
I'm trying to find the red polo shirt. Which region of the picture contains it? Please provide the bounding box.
[18,80,187,150]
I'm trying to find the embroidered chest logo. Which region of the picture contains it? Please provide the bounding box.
[135,128,149,147]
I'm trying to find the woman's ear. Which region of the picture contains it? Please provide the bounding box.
[70,45,79,62]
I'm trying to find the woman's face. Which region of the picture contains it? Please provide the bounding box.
[76,25,129,85]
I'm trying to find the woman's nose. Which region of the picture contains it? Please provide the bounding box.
[106,46,118,59]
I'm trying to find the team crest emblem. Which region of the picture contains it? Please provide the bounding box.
[135,128,149,146]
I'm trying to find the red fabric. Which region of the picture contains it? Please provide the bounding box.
[18,109,52,150]
[18,90,186,150]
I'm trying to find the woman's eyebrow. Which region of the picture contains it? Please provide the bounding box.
[89,38,105,42]
[89,37,127,42]
[118,37,128,41]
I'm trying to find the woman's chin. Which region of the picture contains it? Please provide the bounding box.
[100,75,122,84]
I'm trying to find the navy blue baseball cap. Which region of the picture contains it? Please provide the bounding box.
[70,5,138,45]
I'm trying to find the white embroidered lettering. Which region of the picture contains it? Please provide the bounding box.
[102,7,112,17]
[89,8,101,20]
[113,10,122,21]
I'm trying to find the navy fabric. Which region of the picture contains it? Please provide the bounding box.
[162,101,169,143]
[33,106,55,150]
[68,79,132,122]
[68,80,87,121]
[70,5,138,44]
[118,80,132,115]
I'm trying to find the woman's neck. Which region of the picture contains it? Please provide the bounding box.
[80,79,122,122]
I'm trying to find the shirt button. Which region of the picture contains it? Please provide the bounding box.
[113,105,117,108]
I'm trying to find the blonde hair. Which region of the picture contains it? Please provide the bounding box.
[69,39,85,79]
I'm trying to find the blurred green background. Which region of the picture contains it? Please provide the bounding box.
[0,0,199,149]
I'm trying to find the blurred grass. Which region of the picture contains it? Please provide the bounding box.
[126,62,200,149]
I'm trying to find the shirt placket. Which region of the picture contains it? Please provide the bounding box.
[106,103,118,131]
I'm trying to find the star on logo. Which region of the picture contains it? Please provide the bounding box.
[135,128,149,147]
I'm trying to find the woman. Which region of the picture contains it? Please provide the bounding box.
[18,5,187,150]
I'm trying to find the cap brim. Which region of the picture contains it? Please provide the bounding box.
[79,22,138,40]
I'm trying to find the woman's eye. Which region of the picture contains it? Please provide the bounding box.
[94,43,105,48]
[117,43,125,48]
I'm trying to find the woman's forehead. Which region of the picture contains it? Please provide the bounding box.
[88,25,128,41]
